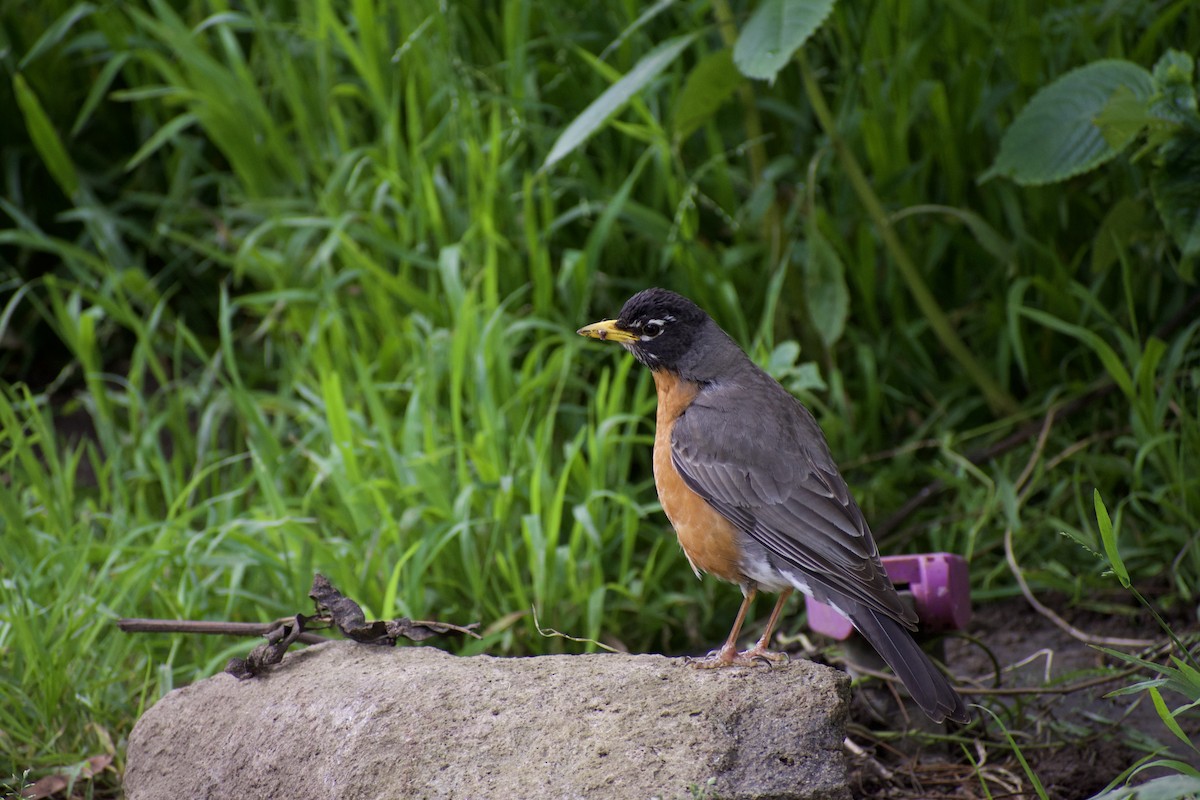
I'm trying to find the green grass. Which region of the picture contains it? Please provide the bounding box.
[1,0,1198,795]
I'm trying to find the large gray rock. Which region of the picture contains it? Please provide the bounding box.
[124,641,850,799]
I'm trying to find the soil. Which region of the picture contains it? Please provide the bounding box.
[831,594,1200,799]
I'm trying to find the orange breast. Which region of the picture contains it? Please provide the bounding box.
[652,371,744,585]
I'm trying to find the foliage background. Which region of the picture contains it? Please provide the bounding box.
[1,0,1197,793]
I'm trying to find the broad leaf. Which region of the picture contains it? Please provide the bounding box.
[673,49,742,140]
[765,341,827,394]
[543,33,698,170]
[1094,85,1156,149]
[803,226,848,348]
[983,60,1154,185]
[1150,49,1198,125]
[733,0,836,82]
[1151,128,1200,257]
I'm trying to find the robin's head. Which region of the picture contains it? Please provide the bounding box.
[578,288,739,379]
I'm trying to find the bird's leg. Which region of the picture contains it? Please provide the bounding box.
[689,588,759,668]
[740,588,792,663]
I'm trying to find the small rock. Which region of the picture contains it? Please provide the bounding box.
[124,641,850,799]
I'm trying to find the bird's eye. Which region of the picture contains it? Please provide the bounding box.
[642,320,665,338]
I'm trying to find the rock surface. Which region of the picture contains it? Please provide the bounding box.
[124,641,850,800]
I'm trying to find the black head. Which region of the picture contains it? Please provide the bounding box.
[578,288,742,379]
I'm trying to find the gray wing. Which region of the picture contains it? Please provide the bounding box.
[671,375,916,628]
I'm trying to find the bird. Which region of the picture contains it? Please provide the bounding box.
[578,287,969,724]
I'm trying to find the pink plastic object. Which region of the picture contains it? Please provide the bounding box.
[805,552,971,640]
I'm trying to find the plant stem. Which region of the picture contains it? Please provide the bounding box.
[710,0,782,267]
[798,54,1018,416]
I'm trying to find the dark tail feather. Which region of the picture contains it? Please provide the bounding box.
[849,606,970,723]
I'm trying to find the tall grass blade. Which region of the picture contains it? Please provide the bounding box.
[543,33,698,170]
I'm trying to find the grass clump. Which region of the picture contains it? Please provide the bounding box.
[1,0,1198,795]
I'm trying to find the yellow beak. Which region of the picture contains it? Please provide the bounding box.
[577,319,638,344]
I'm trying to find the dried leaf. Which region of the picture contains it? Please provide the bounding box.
[225,574,481,679]
[387,618,481,642]
[311,574,481,644]
[226,615,305,679]
[20,755,112,799]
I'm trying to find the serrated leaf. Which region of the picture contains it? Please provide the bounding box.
[543,33,698,171]
[12,74,80,199]
[1152,49,1196,94]
[983,60,1154,186]
[673,49,742,140]
[733,0,836,82]
[1151,128,1200,257]
[804,227,848,348]
[1149,50,1198,126]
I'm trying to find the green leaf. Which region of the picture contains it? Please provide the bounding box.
[1153,50,1196,87]
[765,341,800,374]
[543,33,698,170]
[18,2,96,69]
[890,204,1014,264]
[12,74,80,199]
[764,341,827,394]
[976,706,1050,800]
[1149,686,1200,753]
[71,52,132,137]
[1092,197,1150,274]
[983,60,1154,185]
[1018,306,1135,398]
[733,0,837,82]
[1150,49,1198,125]
[1097,647,1200,700]
[1151,128,1200,257]
[1170,655,1200,698]
[1087,774,1200,800]
[125,113,199,171]
[1094,490,1130,588]
[1094,85,1155,149]
[803,226,849,348]
[672,49,742,140]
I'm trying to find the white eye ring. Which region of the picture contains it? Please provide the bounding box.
[642,319,665,338]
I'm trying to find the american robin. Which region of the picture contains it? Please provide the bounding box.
[578,287,969,724]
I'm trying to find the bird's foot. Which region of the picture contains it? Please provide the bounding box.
[686,644,788,669]
[740,645,789,665]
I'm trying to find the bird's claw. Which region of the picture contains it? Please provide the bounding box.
[685,647,789,669]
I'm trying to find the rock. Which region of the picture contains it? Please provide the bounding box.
[124,641,850,800]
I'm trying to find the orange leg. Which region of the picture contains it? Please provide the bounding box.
[689,587,757,668]
[690,588,792,668]
[741,588,792,663]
